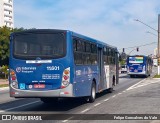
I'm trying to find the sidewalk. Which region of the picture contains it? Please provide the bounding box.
[0,79,9,85]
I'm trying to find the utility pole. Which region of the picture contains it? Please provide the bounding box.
[158,14,160,75]
[134,16,160,75]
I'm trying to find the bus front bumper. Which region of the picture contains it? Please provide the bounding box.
[10,84,74,98]
[127,71,146,75]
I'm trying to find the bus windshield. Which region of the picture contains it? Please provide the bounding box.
[13,33,66,60]
[129,56,144,64]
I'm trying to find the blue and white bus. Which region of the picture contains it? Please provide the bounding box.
[127,55,152,78]
[9,29,119,103]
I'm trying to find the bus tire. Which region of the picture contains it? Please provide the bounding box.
[88,83,96,103]
[40,97,58,103]
[108,88,113,93]
[130,75,134,78]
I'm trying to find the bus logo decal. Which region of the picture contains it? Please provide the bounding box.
[16,67,21,73]
[19,83,25,90]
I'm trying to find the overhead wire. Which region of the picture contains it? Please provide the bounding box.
[118,42,157,51]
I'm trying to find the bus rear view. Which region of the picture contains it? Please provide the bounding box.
[9,30,74,102]
[127,55,152,78]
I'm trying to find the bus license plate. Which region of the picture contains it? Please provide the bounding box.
[34,84,45,88]
[134,70,138,72]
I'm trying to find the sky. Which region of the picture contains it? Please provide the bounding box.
[13,0,160,55]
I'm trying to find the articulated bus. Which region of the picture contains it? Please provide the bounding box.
[9,29,119,103]
[127,55,152,78]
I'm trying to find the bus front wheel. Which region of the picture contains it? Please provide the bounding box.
[88,83,96,103]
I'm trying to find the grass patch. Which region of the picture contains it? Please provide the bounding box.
[0,84,8,88]
[153,74,160,78]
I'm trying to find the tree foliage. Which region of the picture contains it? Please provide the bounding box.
[0,26,25,66]
[0,26,10,65]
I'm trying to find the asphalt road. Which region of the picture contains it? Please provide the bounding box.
[0,67,158,122]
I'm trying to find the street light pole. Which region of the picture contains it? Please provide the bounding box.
[128,48,138,55]
[134,16,160,75]
[158,14,160,75]
[134,19,158,32]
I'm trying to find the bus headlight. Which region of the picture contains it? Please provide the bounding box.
[61,67,70,88]
[143,66,145,72]
[62,80,69,86]
[12,81,18,89]
[10,69,18,89]
[127,66,129,73]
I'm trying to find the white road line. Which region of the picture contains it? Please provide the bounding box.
[127,79,160,91]
[126,79,146,91]
[81,108,90,113]
[129,80,160,90]
[104,98,109,102]
[112,95,116,98]
[0,100,40,112]
[0,110,5,113]
[62,120,68,123]
[62,117,74,123]
[94,103,101,107]
[117,93,122,95]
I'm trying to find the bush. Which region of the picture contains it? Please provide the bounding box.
[0,65,9,79]
[153,74,160,78]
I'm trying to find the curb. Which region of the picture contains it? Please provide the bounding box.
[0,87,9,91]
[152,78,160,79]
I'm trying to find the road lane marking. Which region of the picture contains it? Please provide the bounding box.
[128,80,160,90]
[126,79,160,91]
[126,79,146,91]
[94,103,101,107]
[112,95,116,98]
[0,100,40,112]
[117,93,122,95]
[104,98,109,102]
[62,116,74,123]
[0,110,5,113]
[81,108,90,113]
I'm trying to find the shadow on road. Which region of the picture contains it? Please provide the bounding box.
[0,90,113,112]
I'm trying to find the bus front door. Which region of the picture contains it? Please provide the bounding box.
[98,47,104,91]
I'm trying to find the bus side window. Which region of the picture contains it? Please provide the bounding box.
[90,54,97,65]
[73,38,77,51]
[85,42,91,53]
[91,44,97,54]
[108,48,111,64]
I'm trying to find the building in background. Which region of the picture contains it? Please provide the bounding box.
[0,0,14,28]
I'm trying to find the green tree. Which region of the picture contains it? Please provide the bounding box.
[0,26,10,65]
[0,26,26,66]
[1,65,8,79]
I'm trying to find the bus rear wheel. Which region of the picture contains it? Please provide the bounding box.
[40,97,58,103]
[108,88,113,93]
[88,83,96,103]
